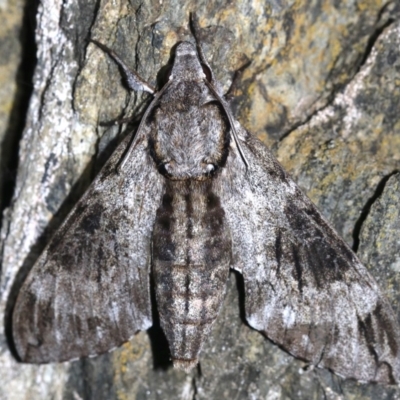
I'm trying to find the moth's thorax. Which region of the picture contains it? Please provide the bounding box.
[150,80,229,180]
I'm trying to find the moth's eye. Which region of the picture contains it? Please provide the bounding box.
[201,64,212,82]
[206,164,215,173]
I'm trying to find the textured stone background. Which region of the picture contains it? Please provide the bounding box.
[0,0,400,399]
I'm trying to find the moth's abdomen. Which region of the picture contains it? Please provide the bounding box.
[152,180,231,370]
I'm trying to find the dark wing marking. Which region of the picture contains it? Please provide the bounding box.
[12,134,164,363]
[218,131,400,384]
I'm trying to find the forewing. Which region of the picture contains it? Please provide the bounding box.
[219,132,400,384]
[12,134,164,363]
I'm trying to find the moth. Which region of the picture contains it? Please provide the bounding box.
[12,16,400,384]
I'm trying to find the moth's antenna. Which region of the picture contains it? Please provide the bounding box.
[190,13,216,83]
[189,14,249,169]
[118,80,172,171]
[204,81,249,169]
[91,39,171,171]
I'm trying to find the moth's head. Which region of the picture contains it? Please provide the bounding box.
[169,41,210,82]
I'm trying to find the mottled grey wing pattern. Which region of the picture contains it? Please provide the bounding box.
[12,134,164,363]
[219,132,400,384]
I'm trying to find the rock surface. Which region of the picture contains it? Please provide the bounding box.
[1,0,400,399]
[0,0,33,213]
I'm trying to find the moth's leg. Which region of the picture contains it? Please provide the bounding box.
[224,59,251,103]
[91,40,155,94]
